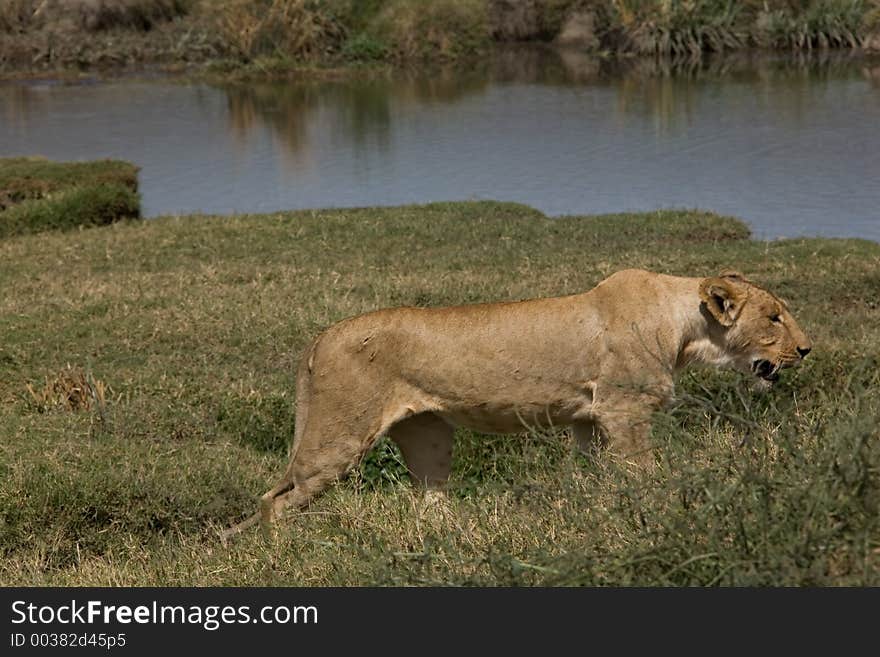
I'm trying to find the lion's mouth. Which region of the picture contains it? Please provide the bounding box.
[752,359,780,382]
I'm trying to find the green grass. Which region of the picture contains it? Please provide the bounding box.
[0,158,140,238]
[0,200,877,585]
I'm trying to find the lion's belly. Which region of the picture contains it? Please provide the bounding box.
[438,400,587,434]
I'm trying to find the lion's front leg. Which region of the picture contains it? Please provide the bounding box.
[572,418,603,456]
[592,393,660,468]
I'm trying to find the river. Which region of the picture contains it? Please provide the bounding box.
[2,50,879,240]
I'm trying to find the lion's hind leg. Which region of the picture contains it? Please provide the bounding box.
[389,412,454,490]
[257,427,373,535]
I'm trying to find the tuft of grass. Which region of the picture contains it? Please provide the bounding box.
[0,200,877,586]
[26,364,111,414]
[206,0,346,62]
[611,0,746,56]
[754,0,869,50]
[609,0,880,55]
[357,0,491,61]
[0,157,140,237]
[340,31,389,62]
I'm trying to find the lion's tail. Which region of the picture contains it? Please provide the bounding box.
[220,338,318,544]
[285,336,317,468]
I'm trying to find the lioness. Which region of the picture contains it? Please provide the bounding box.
[225,269,811,538]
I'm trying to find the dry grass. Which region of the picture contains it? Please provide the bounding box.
[37,0,190,30]
[0,0,34,33]
[26,364,110,413]
[1,0,191,33]
[3,0,879,74]
[207,0,345,61]
[368,0,489,60]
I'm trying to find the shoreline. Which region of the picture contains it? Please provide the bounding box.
[2,1,879,83]
[3,45,879,87]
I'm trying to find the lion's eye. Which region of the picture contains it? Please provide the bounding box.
[770,314,782,324]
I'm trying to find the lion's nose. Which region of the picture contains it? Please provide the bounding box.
[797,346,811,358]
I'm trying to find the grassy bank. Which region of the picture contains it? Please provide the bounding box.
[0,158,140,237]
[0,200,877,586]
[2,1,879,76]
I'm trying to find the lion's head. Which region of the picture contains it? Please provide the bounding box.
[699,271,812,383]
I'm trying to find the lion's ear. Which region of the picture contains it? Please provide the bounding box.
[719,270,749,283]
[699,277,746,327]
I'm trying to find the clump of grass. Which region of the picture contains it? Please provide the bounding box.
[754,0,868,50]
[26,364,110,413]
[0,180,140,237]
[612,0,746,56]
[340,31,389,61]
[207,0,346,61]
[364,0,490,60]
[0,157,140,237]
[0,157,138,205]
[608,0,880,55]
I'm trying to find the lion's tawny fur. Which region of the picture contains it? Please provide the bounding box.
[223,268,811,539]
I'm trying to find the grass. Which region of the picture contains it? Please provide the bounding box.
[0,157,140,238]
[0,200,877,586]
[1,0,191,33]
[2,1,879,75]
[363,0,489,61]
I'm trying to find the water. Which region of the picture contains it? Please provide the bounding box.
[2,51,879,241]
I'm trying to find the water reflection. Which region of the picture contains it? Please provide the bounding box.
[219,49,879,160]
[222,72,491,163]
[1,51,878,239]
